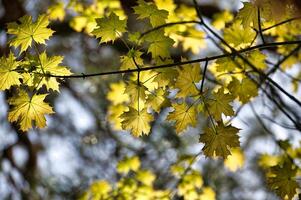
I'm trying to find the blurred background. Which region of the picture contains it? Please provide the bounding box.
[0,0,300,199]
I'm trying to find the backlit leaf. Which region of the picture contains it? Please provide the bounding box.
[199,122,240,159]
[8,90,54,131]
[7,15,54,53]
[0,52,22,90]
[92,12,127,43]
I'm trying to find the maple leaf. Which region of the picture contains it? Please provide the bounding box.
[120,107,153,137]
[107,82,130,105]
[241,50,267,70]
[167,102,197,133]
[134,0,168,27]
[151,58,178,88]
[224,21,256,49]
[181,28,206,54]
[28,52,72,91]
[199,122,240,159]
[236,2,259,29]
[146,88,167,112]
[132,70,159,91]
[107,104,128,130]
[228,78,258,104]
[92,12,127,43]
[212,11,234,30]
[153,68,178,88]
[207,88,235,120]
[8,90,54,131]
[120,50,144,70]
[7,15,54,53]
[124,81,147,109]
[0,52,22,90]
[267,161,298,200]
[215,57,237,72]
[175,63,201,98]
[144,30,174,58]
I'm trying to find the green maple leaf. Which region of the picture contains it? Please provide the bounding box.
[120,107,154,137]
[267,161,298,200]
[175,63,201,98]
[92,12,127,43]
[144,30,174,58]
[228,78,258,104]
[27,52,72,91]
[0,52,22,90]
[207,88,235,121]
[7,15,54,53]
[199,122,240,159]
[134,0,168,27]
[167,102,197,134]
[8,90,54,131]
[236,2,259,29]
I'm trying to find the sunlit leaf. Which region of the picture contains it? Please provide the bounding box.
[8,90,54,131]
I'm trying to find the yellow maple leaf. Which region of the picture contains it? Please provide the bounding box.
[153,68,178,88]
[224,21,256,49]
[241,50,267,70]
[207,88,234,121]
[175,63,201,98]
[236,2,259,29]
[167,102,197,133]
[0,52,22,90]
[107,104,128,130]
[107,82,130,105]
[7,15,54,53]
[8,90,54,131]
[124,81,147,110]
[28,52,72,91]
[199,122,240,159]
[181,28,206,54]
[120,50,144,70]
[131,70,158,91]
[120,107,153,136]
[212,10,233,30]
[146,88,167,112]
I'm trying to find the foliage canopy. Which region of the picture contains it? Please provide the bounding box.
[1,0,301,199]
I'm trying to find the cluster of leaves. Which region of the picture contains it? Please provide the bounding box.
[81,156,216,200]
[1,14,71,131]
[2,0,301,199]
[102,0,241,160]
